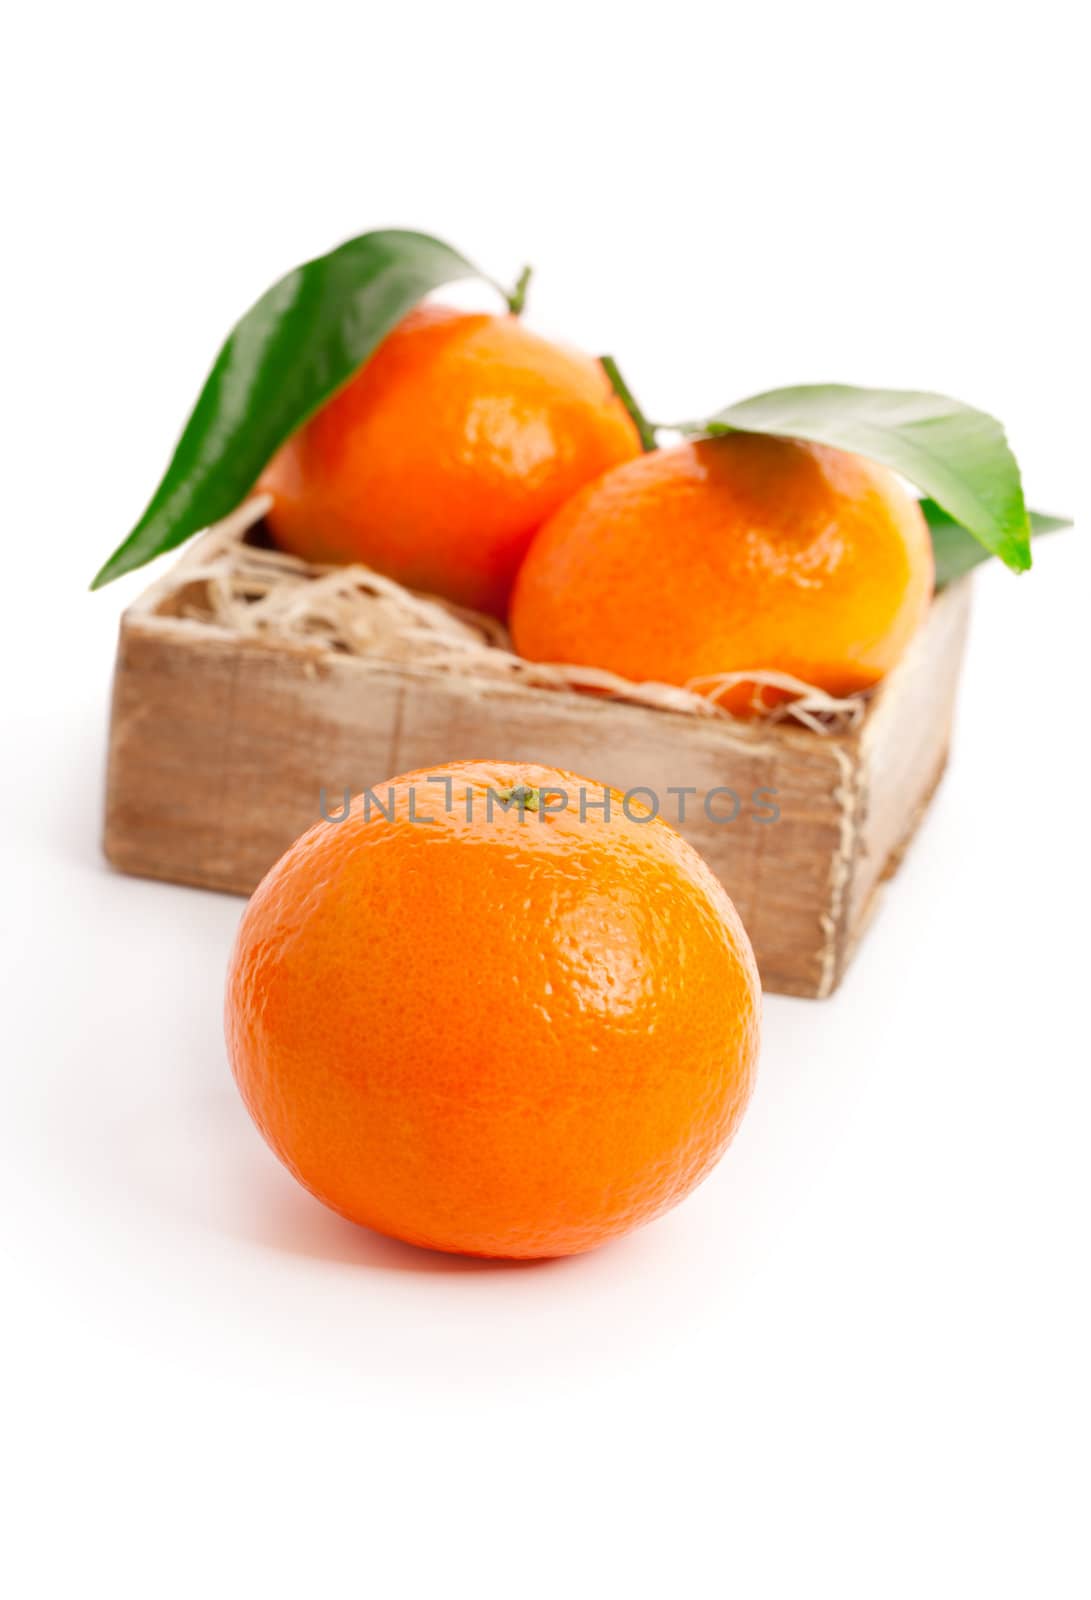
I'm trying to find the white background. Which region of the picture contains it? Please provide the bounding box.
[3,4,1087,1596]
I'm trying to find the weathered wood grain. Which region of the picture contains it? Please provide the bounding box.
[104,570,972,998]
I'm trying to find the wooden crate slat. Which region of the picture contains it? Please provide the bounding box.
[104,559,971,998]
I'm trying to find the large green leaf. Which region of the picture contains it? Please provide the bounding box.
[922,500,1072,589]
[92,229,487,588]
[677,385,1032,574]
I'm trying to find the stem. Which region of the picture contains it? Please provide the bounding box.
[506,265,533,316]
[497,784,540,811]
[599,355,658,453]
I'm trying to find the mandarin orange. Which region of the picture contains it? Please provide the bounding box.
[225,761,760,1258]
[510,434,934,712]
[258,305,641,616]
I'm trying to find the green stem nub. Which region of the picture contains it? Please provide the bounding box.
[507,265,533,316]
[497,784,541,812]
[599,355,657,453]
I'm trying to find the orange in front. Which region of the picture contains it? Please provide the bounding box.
[225,761,761,1259]
[259,305,641,616]
[510,434,934,712]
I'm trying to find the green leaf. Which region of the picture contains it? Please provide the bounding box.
[92,229,489,588]
[675,384,1032,575]
[922,500,1072,589]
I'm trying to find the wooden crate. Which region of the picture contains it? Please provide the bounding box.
[104,545,971,999]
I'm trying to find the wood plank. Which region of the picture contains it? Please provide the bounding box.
[840,578,972,982]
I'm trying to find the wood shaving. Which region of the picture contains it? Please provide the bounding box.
[163,496,868,736]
